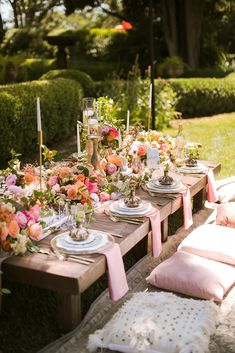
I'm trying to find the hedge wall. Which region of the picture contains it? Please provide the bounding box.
[163,78,235,118]
[0,78,83,166]
[40,69,95,96]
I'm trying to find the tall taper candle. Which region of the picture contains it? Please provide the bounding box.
[77,122,81,155]
[36,97,42,131]
[118,129,122,150]
[126,110,130,134]
[148,83,152,109]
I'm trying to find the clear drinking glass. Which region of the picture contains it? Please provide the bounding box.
[83,97,96,126]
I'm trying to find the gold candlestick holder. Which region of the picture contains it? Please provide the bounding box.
[147,108,151,131]
[38,131,43,191]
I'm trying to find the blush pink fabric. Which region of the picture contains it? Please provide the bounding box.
[146,251,235,302]
[181,187,193,230]
[178,224,235,265]
[100,243,129,301]
[147,210,162,257]
[207,169,218,202]
[216,202,235,228]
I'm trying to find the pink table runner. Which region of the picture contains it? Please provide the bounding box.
[207,169,218,202]
[181,188,193,230]
[100,243,129,301]
[146,210,162,257]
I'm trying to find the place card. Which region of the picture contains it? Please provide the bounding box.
[147,148,160,170]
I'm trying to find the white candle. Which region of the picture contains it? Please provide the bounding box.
[118,129,122,149]
[126,110,130,134]
[77,122,81,155]
[36,97,42,131]
[148,83,152,109]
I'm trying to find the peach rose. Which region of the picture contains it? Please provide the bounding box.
[67,185,78,200]
[24,173,36,185]
[27,222,43,240]
[138,144,147,157]
[108,155,123,167]
[0,224,9,241]
[8,220,20,237]
[1,239,11,252]
[77,174,86,182]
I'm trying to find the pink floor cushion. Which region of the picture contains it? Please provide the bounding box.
[146,251,235,302]
[178,224,235,265]
[216,202,235,227]
[216,178,235,203]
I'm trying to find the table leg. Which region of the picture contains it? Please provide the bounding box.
[161,218,168,242]
[193,187,207,212]
[56,292,82,333]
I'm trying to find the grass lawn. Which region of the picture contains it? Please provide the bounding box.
[0,112,235,353]
[163,112,235,178]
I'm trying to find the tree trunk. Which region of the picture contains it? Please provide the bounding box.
[161,0,205,69]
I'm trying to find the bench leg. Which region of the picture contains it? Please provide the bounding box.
[56,292,82,334]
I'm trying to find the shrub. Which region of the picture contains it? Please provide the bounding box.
[159,78,235,118]
[22,58,55,81]
[0,78,83,166]
[40,69,95,96]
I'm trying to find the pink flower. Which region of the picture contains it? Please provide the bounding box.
[52,183,60,193]
[111,192,119,201]
[100,125,110,136]
[15,211,28,229]
[6,174,17,186]
[48,175,58,187]
[99,192,110,202]
[107,163,117,175]
[24,205,40,223]
[84,179,98,193]
[8,185,23,195]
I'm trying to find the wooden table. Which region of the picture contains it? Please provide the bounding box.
[2,161,220,333]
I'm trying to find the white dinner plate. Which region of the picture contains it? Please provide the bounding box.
[110,201,152,215]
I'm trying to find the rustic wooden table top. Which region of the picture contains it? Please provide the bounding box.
[2,161,221,296]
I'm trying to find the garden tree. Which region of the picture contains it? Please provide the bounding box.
[1,0,62,28]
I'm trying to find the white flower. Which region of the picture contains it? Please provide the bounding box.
[10,234,29,255]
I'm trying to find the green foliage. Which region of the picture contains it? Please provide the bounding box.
[157,56,185,78]
[40,69,95,96]
[160,78,235,118]
[0,78,83,167]
[155,81,179,129]
[22,58,56,81]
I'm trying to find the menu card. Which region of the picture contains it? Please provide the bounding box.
[147,148,160,169]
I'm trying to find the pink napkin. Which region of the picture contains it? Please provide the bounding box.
[100,243,129,301]
[147,210,162,257]
[207,169,218,202]
[181,187,193,230]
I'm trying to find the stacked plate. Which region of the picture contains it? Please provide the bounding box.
[109,200,152,216]
[52,229,113,255]
[178,163,208,174]
[146,179,185,194]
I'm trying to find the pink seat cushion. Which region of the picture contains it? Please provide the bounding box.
[146,251,235,302]
[178,224,235,265]
[216,202,235,228]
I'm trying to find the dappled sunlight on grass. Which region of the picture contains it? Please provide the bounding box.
[164,113,235,178]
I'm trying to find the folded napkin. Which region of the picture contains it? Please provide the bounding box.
[181,187,193,230]
[207,169,218,202]
[146,210,162,257]
[99,243,129,301]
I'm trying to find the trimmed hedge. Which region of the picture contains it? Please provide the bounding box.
[0,78,83,166]
[40,69,95,96]
[159,78,235,118]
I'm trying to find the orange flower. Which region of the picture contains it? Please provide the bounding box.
[67,185,78,200]
[0,224,9,241]
[59,167,71,179]
[8,220,20,237]
[108,155,123,167]
[138,144,147,157]
[1,239,11,252]
[24,173,36,185]
[77,174,85,182]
